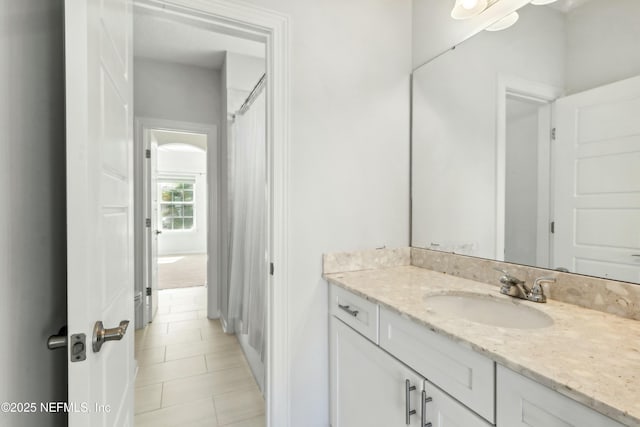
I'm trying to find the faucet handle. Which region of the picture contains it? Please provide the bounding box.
[493,267,509,275]
[530,276,555,303]
[493,267,524,284]
[533,276,556,292]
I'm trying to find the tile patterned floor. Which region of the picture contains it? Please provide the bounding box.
[134,287,265,427]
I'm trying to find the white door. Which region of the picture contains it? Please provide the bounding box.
[553,75,640,282]
[146,137,159,322]
[65,0,134,425]
[330,317,425,426]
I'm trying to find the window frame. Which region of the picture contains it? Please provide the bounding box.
[158,178,197,232]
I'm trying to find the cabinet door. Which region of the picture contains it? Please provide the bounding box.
[330,317,424,426]
[380,308,495,422]
[423,381,492,427]
[497,365,625,427]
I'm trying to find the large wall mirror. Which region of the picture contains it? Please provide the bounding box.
[411,0,640,283]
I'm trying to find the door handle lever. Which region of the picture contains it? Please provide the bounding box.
[92,320,129,352]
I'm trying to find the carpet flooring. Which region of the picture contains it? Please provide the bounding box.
[158,253,207,290]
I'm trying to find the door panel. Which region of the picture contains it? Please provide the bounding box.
[577,96,640,143]
[575,209,640,248]
[65,0,134,425]
[553,75,640,282]
[577,151,640,194]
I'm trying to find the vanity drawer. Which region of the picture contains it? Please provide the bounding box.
[329,285,379,344]
[379,308,495,423]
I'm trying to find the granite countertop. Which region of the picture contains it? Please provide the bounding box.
[324,265,640,426]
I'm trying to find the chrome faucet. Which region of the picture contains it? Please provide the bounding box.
[494,268,555,303]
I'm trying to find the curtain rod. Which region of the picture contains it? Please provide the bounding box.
[233,73,266,118]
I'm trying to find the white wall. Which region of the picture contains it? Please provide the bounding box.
[239,0,412,424]
[226,53,265,93]
[226,52,265,113]
[157,149,208,255]
[412,5,565,258]
[412,0,530,68]
[134,57,222,127]
[0,1,67,426]
[565,0,640,94]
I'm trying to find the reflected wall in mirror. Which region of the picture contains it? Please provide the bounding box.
[411,0,640,283]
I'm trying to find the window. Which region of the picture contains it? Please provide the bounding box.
[159,181,195,231]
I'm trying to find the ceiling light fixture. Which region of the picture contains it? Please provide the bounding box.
[485,11,519,31]
[451,0,489,20]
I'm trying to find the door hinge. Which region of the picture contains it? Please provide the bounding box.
[551,127,556,140]
[550,221,555,234]
[145,149,151,159]
[146,287,152,296]
[145,218,151,227]
[270,263,274,276]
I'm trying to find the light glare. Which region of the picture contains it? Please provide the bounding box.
[462,0,479,10]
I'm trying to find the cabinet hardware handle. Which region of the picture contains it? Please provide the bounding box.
[338,304,359,317]
[405,379,417,425]
[421,390,433,427]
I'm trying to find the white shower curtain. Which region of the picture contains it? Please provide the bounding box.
[227,90,267,358]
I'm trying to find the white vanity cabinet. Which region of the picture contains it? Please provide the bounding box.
[330,317,424,426]
[330,317,491,427]
[379,308,495,423]
[329,284,627,427]
[329,284,379,343]
[422,381,493,427]
[497,365,625,427]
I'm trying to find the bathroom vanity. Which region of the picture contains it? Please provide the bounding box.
[325,249,640,427]
[327,1,640,425]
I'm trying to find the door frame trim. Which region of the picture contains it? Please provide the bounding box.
[134,1,292,425]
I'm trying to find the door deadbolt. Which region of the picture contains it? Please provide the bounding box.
[70,334,86,362]
[92,320,130,352]
[47,326,68,350]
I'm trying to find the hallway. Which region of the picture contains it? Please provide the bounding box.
[134,287,264,426]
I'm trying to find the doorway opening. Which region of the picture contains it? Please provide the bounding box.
[132,2,270,424]
[504,94,550,266]
[62,0,290,425]
[496,76,563,266]
[134,121,218,328]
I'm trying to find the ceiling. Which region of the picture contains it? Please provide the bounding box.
[134,6,265,70]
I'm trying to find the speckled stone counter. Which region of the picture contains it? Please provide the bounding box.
[324,265,640,426]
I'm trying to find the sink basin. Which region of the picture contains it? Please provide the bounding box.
[424,292,553,329]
